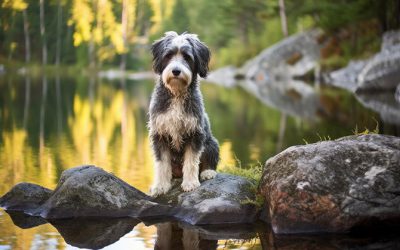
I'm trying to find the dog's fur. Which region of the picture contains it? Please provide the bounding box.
[148,31,219,196]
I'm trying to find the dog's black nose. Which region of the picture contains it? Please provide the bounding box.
[172,69,181,76]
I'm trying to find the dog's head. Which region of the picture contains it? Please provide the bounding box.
[151,31,210,95]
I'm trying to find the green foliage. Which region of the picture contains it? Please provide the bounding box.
[0,0,399,70]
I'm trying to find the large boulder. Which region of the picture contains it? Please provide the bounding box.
[155,173,260,225]
[0,165,170,219]
[37,165,170,219]
[259,134,400,234]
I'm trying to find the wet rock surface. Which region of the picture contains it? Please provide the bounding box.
[155,173,260,225]
[0,166,259,226]
[0,183,52,212]
[259,134,400,234]
[35,165,167,219]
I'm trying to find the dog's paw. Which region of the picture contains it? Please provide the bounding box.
[200,170,217,181]
[181,179,201,192]
[150,182,171,197]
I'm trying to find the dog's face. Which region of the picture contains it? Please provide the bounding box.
[151,31,210,95]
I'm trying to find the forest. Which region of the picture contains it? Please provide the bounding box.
[1,0,400,72]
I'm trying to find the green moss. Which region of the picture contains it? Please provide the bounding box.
[218,159,263,184]
[219,160,265,208]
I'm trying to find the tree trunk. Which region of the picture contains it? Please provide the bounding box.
[23,75,31,129]
[277,0,288,153]
[22,9,31,63]
[120,0,128,72]
[39,75,48,153]
[39,0,47,66]
[279,0,288,37]
[55,0,63,67]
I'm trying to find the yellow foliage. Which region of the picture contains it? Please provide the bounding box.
[2,0,27,11]
[148,0,175,34]
[69,0,94,46]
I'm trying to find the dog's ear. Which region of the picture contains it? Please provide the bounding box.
[186,34,211,78]
[151,31,178,74]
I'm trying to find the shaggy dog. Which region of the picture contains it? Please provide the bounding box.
[148,31,219,196]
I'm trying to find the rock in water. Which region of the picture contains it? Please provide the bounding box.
[155,173,260,225]
[259,134,400,234]
[1,166,260,226]
[37,165,168,219]
[1,165,170,219]
[0,183,52,212]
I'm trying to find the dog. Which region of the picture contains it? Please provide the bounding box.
[148,31,219,196]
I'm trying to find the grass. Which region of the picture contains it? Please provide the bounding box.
[353,118,380,135]
[218,156,263,184]
[303,119,380,145]
[218,156,265,208]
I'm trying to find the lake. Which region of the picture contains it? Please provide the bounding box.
[0,72,398,249]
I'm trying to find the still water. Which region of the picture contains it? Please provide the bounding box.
[0,73,397,249]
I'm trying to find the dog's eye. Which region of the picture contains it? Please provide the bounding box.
[182,53,193,62]
[165,52,174,59]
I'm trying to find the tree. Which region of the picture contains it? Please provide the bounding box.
[39,0,47,65]
[55,0,63,67]
[120,0,137,72]
[1,0,30,63]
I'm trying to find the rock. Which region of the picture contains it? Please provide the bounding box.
[228,30,323,119]
[1,166,261,227]
[357,46,400,91]
[239,30,321,78]
[155,173,260,225]
[381,29,400,51]
[207,66,238,87]
[1,165,170,219]
[36,165,169,219]
[328,60,367,92]
[328,30,400,92]
[259,134,400,234]
[0,182,52,212]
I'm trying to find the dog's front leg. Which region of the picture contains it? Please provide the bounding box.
[150,147,172,197]
[181,145,203,192]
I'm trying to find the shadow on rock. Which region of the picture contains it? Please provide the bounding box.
[49,217,140,249]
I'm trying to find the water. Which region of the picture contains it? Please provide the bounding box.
[0,73,398,249]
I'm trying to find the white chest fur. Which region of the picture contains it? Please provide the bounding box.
[151,98,199,149]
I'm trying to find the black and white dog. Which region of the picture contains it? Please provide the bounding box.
[148,31,219,196]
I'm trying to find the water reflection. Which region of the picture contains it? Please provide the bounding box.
[50,217,140,249]
[356,90,400,125]
[5,210,400,250]
[239,78,321,120]
[0,73,394,249]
